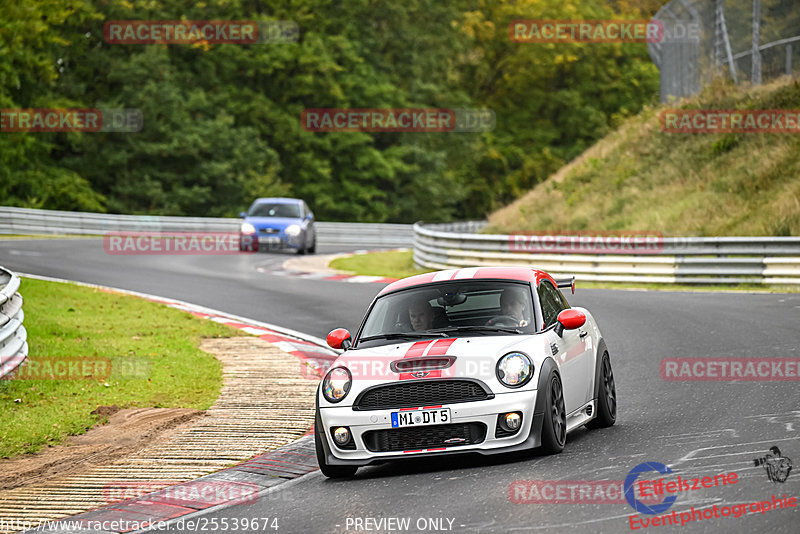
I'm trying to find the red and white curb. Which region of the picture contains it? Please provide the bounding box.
[17,273,333,534]
[262,269,398,284]
[19,273,340,379]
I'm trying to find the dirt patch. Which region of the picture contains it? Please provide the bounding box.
[0,407,203,492]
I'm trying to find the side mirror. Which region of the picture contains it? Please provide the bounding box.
[327,328,352,350]
[305,212,314,221]
[554,309,586,337]
[239,211,247,218]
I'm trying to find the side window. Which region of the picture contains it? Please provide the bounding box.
[537,280,567,327]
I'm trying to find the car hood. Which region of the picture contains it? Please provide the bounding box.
[320,335,553,408]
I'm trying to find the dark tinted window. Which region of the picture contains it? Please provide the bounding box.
[537,280,568,327]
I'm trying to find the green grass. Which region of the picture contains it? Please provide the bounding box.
[329,249,431,280]
[329,250,798,293]
[0,277,238,458]
[486,78,800,237]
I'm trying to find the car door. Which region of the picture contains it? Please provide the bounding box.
[538,280,593,414]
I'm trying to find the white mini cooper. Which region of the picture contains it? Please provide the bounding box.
[315,267,616,477]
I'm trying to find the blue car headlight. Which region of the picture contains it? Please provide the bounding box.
[285,224,301,237]
[241,222,256,234]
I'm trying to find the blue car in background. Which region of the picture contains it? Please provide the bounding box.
[239,198,317,254]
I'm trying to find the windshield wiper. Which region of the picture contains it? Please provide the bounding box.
[431,325,524,335]
[359,332,448,342]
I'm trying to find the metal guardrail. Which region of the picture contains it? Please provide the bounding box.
[0,206,413,248]
[0,266,28,379]
[413,222,800,285]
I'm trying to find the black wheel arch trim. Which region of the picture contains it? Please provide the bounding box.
[592,338,609,402]
[532,357,559,416]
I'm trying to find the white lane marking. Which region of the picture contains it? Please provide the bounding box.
[8,250,42,256]
[344,275,386,283]
[652,429,739,440]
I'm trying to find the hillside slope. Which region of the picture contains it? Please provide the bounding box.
[486,79,800,236]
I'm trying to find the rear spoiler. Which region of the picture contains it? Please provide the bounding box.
[555,276,575,294]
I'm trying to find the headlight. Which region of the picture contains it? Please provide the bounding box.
[322,367,351,403]
[496,352,533,388]
[240,222,256,234]
[285,224,301,237]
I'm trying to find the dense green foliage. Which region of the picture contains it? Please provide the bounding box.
[1,0,660,222]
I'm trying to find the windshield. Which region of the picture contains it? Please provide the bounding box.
[358,281,536,346]
[249,202,302,218]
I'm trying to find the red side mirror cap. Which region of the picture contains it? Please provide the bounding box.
[327,328,352,350]
[557,309,586,331]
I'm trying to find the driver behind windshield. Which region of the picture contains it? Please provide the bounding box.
[408,299,434,331]
[487,287,530,327]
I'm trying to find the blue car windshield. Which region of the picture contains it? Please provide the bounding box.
[249,202,302,218]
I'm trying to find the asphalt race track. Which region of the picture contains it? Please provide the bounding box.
[2,238,799,534]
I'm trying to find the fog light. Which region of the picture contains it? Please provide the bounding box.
[333,427,350,445]
[505,412,521,430]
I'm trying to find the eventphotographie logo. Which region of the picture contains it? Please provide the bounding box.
[754,446,793,483]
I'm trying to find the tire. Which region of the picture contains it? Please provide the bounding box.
[586,351,616,429]
[315,423,358,478]
[539,371,566,454]
[307,238,316,254]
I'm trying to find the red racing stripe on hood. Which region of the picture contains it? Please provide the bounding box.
[404,340,434,358]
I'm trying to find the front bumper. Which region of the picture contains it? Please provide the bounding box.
[317,389,544,467]
[240,233,303,251]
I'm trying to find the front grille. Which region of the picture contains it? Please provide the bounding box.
[353,379,492,411]
[363,423,487,452]
[259,228,280,234]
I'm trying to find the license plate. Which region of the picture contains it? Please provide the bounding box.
[258,236,282,246]
[391,407,450,428]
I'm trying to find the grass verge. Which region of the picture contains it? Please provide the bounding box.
[329,250,798,293]
[0,277,238,458]
[329,249,431,280]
